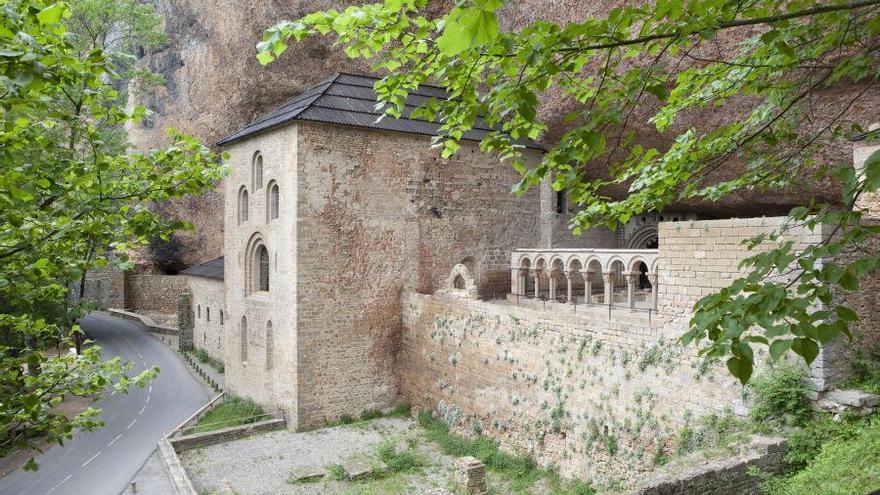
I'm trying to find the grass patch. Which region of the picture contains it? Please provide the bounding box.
[190,349,224,374]
[327,464,347,481]
[190,396,264,433]
[417,411,594,494]
[324,403,412,427]
[755,415,880,495]
[377,438,421,472]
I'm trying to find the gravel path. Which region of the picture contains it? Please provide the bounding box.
[182,417,456,495]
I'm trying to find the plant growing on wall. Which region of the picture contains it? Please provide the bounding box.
[258,0,880,384]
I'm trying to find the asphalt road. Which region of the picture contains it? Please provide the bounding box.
[0,312,211,495]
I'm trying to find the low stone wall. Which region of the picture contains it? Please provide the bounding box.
[636,438,787,495]
[127,274,188,315]
[399,292,746,487]
[74,267,126,309]
[170,419,286,452]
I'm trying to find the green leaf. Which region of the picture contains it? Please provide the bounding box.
[790,337,820,365]
[36,3,65,24]
[836,305,858,322]
[646,84,668,101]
[769,339,792,361]
[726,355,753,385]
[436,6,500,56]
[256,51,274,65]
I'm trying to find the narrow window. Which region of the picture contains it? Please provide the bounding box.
[197,305,201,319]
[253,153,263,190]
[556,190,566,214]
[258,246,270,292]
[266,321,273,370]
[240,316,248,362]
[238,187,249,224]
[270,184,280,220]
[220,310,224,325]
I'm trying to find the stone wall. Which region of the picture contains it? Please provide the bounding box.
[75,267,127,309]
[291,122,543,428]
[400,293,743,487]
[222,124,299,420]
[186,276,226,364]
[398,216,858,488]
[126,274,188,314]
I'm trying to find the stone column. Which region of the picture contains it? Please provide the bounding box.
[648,273,659,311]
[547,270,557,301]
[564,270,574,303]
[177,292,194,352]
[603,272,614,305]
[624,271,638,309]
[532,270,541,299]
[581,270,594,304]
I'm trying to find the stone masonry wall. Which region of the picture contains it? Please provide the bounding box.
[400,293,744,488]
[187,276,226,365]
[293,122,542,428]
[399,216,852,489]
[76,266,127,309]
[126,274,188,314]
[222,125,298,421]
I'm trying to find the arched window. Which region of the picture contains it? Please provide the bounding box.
[238,187,249,224]
[206,307,210,322]
[265,321,273,370]
[252,152,263,190]
[197,305,201,319]
[258,246,270,292]
[220,310,224,325]
[240,316,248,362]
[268,182,280,221]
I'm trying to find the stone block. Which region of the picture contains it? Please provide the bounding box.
[455,456,487,494]
[290,466,326,483]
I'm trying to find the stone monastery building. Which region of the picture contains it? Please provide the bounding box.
[175,72,880,483]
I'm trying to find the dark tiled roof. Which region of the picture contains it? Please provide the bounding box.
[180,256,224,280]
[217,73,543,150]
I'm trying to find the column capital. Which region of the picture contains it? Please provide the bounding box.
[563,270,573,279]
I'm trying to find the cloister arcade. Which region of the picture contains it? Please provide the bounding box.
[510,248,659,310]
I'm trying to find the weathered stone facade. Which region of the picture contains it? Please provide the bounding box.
[222,119,543,427]
[186,276,226,363]
[397,215,879,487]
[126,274,188,314]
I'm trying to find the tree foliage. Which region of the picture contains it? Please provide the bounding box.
[258,0,880,384]
[1,0,223,466]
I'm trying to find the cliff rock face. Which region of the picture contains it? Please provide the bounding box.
[129,0,880,266]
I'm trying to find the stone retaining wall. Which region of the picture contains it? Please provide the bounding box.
[170,418,286,452]
[127,274,188,315]
[636,438,787,495]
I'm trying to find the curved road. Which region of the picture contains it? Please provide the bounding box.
[0,312,211,495]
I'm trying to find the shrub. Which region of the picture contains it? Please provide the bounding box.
[846,343,880,393]
[783,413,863,469]
[360,409,382,421]
[377,439,420,472]
[759,416,880,495]
[338,414,354,425]
[389,402,412,417]
[748,364,811,425]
